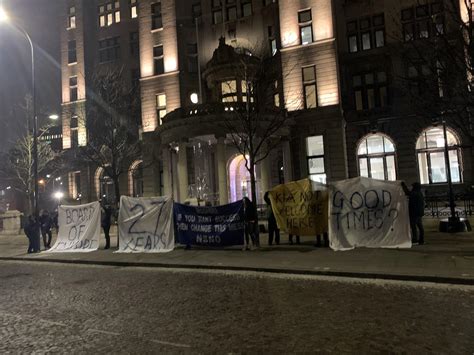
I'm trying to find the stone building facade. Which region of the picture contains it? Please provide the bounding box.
[334,0,473,195]
[58,0,473,205]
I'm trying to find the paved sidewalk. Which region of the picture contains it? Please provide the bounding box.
[1,220,473,284]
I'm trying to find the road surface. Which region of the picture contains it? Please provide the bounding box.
[0,260,473,353]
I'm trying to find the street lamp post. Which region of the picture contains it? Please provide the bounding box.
[441,119,457,224]
[0,7,39,217]
[436,113,469,233]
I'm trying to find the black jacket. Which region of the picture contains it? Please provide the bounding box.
[409,190,425,217]
[24,220,40,239]
[244,200,258,222]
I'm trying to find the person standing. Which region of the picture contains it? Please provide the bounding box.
[402,182,425,245]
[101,206,112,250]
[243,197,258,250]
[52,209,59,234]
[264,192,280,246]
[24,215,41,253]
[39,210,53,249]
[315,233,329,248]
[289,234,300,245]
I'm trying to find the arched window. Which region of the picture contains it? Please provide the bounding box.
[416,127,462,184]
[128,160,144,197]
[357,134,397,181]
[95,167,115,204]
[228,155,253,202]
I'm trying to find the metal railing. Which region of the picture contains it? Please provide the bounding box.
[424,193,474,218]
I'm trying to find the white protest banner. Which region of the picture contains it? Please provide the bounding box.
[47,201,101,252]
[117,196,174,253]
[329,176,411,251]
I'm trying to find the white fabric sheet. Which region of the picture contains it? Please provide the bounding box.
[329,177,411,251]
[47,201,101,252]
[117,196,174,253]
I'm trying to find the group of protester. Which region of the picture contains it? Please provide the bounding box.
[23,210,58,253]
[242,193,330,251]
[262,192,329,249]
[242,181,426,251]
[22,181,425,253]
[23,205,113,253]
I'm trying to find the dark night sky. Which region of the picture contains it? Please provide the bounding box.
[0,0,61,152]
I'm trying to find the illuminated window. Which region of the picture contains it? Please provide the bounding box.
[374,15,385,48]
[347,14,384,53]
[153,44,164,75]
[68,7,76,29]
[69,171,82,199]
[156,94,167,125]
[221,80,237,102]
[273,80,280,107]
[70,115,79,148]
[98,37,120,63]
[99,6,106,27]
[302,66,317,109]
[99,2,120,27]
[416,127,461,184]
[306,136,326,183]
[151,2,163,30]
[130,0,138,18]
[242,81,254,103]
[352,71,387,110]
[268,25,277,55]
[402,3,444,42]
[68,40,77,64]
[69,77,78,102]
[357,134,397,181]
[298,9,313,45]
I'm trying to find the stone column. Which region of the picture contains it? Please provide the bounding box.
[216,137,228,205]
[161,146,171,197]
[282,140,293,183]
[177,141,188,202]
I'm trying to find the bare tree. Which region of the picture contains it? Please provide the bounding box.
[78,66,141,207]
[396,0,474,145]
[220,45,296,224]
[0,94,63,214]
[1,131,59,214]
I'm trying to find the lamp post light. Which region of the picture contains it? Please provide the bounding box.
[53,191,64,207]
[0,7,39,217]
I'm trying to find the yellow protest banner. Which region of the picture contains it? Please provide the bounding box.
[269,178,328,236]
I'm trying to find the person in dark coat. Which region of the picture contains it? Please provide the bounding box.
[264,192,279,246]
[402,182,425,245]
[24,215,41,253]
[315,233,329,248]
[243,197,258,250]
[101,206,112,250]
[52,209,59,234]
[39,210,53,249]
